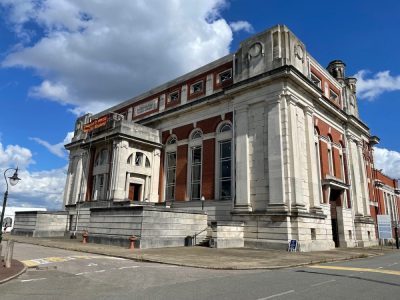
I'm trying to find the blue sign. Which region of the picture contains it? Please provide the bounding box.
[288,239,298,252]
[377,215,392,239]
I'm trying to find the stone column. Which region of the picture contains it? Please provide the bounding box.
[149,148,161,202]
[304,106,323,213]
[347,136,363,216]
[110,140,128,201]
[286,96,306,212]
[233,105,252,212]
[356,143,370,217]
[71,155,83,204]
[266,95,287,212]
[63,155,74,206]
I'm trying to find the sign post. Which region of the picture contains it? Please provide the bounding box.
[377,215,392,248]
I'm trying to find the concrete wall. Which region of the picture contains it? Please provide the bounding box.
[86,206,207,249]
[12,211,68,237]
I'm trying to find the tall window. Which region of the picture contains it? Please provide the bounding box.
[191,146,202,200]
[189,130,203,200]
[217,122,233,200]
[328,136,334,176]
[314,128,323,203]
[165,135,177,201]
[95,149,108,166]
[92,174,105,200]
[166,152,176,201]
[219,141,232,199]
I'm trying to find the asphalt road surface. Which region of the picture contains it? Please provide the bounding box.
[2,243,400,300]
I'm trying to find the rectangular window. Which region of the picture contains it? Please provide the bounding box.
[166,152,176,201]
[190,81,203,94]
[168,90,179,103]
[311,73,321,88]
[328,148,333,176]
[190,146,202,200]
[219,140,232,200]
[329,89,339,102]
[218,69,232,84]
[135,152,143,166]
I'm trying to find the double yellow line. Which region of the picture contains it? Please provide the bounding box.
[309,265,400,276]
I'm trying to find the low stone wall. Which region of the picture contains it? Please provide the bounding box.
[209,221,244,248]
[87,206,208,249]
[166,200,232,222]
[12,211,68,237]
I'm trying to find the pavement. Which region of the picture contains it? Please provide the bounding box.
[1,233,399,283]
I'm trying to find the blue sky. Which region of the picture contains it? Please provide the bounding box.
[1,0,399,209]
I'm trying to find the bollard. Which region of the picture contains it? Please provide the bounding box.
[82,231,88,244]
[129,235,138,250]
[5,240,14,268]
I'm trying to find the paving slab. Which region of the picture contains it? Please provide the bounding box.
[4,235,398,270]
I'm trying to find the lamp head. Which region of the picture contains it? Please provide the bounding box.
[8,168,21,186]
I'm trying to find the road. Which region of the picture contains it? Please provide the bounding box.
[1,243,400,299]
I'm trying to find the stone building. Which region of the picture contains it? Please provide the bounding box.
[62,24,399,251]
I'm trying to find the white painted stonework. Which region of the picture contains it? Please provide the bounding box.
[58,25,384,251]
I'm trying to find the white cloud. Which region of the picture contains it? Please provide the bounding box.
[374,147,400,179]
[0,141,65,209]
[354,70,400,100]
[5,167,67,209]
[30,131,73,158]
[0,142,34,169]
[0,0,250,115]
[229,21,254,33]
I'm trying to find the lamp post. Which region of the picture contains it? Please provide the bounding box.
[200,195,205,211]
[0,168,21,243]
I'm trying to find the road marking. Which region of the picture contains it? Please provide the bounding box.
[22,255,123,267]
[118,266,139,270]
[309,265,400,276]
[75,272,90,276]
[310,279,336,287]
[87,263,98,267]
[21,278,47,283]
[257,290,294,300]
[95,270,105,273]
[388,263,398,266]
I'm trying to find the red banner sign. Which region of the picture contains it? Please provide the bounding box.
[83,116,108,133]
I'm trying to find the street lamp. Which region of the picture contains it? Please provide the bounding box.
[200,195,205,211]
[0,168,21,243]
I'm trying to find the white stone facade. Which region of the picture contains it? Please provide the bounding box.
[61,25,392,251]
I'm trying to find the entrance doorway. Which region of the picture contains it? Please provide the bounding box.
[129,183,142,201]
[329,189,342,247]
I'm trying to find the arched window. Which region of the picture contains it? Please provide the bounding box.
[95,149,108,166]
[216,122,233,200]
[165,135,178,201]
[135,152,144,166]
[189,129,203,200]
[219,123,232,133]
[145,157,151,168]
[167,136,177,145]
[191,129,202,140]
[127,154,133,164]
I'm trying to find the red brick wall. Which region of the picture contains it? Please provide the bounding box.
[310,65,342,108]
[160,113,232,201]
[202,139,215,199]
[175,144,188,201]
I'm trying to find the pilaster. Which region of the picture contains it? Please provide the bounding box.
[266,95,287,212]
[234,105,252,212]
